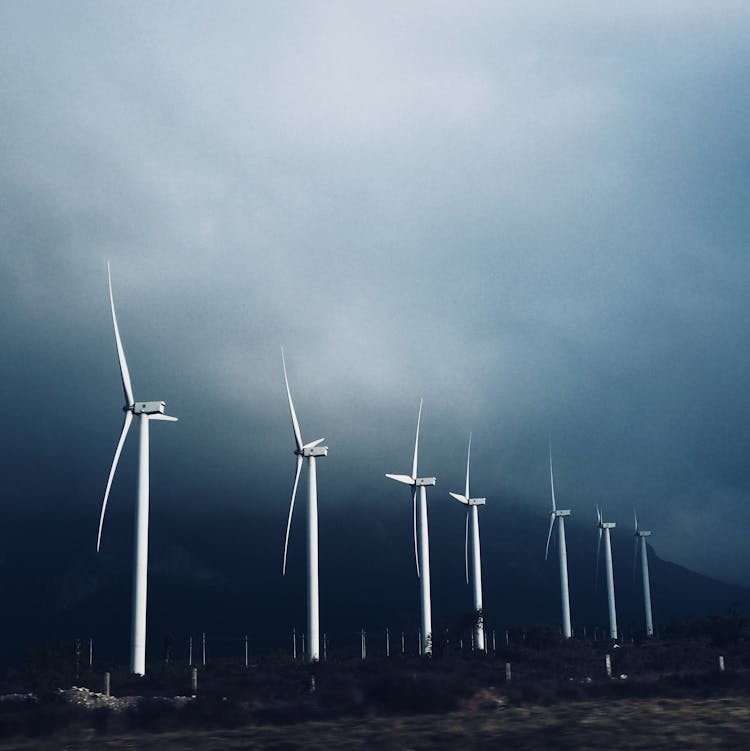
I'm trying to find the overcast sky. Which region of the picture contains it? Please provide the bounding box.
[1,1,750,585]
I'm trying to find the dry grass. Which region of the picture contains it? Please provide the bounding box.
[3,696,750,750]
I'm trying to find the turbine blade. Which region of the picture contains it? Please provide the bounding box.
[596,505,602,525]
[412,487,420,578]
[282,455,304,575]
[107,262,134,407]
[465,510,469,585]
[595,527,602,587]
[386,474,415,485]
[149,414,178,422]
[633,508,639,534]
[549,442,557,513]
[449,492,468,504]
[281,348,303,452]
[412,398,422,480]
[545,514,555,561]
[633,536,639,582]
[303,437,324,450]
[97,411,133,552]
[465,432,472,499]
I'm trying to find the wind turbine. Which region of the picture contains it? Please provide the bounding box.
[386,399,436,656]
[595,507,618,641]
[544,446,572,639]
[633,511,654,638]
[97,263,177,676]
[449,433,486,651]
[281,348,327,662]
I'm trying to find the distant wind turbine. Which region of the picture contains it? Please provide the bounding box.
[281,349,327,662]
[545,446,572,640]
[633,510,654,638]
[595,507,618,641]
[386,399,436,656]
[449,433,486,652]
[97,263,177,676]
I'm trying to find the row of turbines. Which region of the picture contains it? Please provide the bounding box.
[97,265,655,675]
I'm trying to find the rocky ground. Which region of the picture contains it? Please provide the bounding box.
[0,695,749,750]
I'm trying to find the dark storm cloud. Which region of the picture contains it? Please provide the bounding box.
[1,1,750,584]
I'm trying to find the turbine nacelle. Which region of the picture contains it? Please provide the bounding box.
[299,445,328,458]
[415,477,436,487]
[636,530,652,537]
[600,522,616,529]
[131,401,167,415]
[553,509,571,517]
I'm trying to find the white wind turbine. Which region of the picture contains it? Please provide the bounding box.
[545,446,572,640]
[595,507,618,641]
[386,399,436,656]
[633,510,654,638]
[281,349,327,663]
[97,263,177,676]
[449,433,486,652]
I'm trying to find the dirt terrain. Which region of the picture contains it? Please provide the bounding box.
[0,696,749,750]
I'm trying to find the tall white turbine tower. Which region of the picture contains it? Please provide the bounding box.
[281,349,327,663]
[633,511,654,638]
[595,507,618,641]
[97,263,177,676]
[386,399,436,656]
[449,433,486,652]
[545,447,572,640]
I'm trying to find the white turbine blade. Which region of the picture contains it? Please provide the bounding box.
[596,505,602,525]
[303,438,325,450]
[465,432,472,499]
[281,347,303,452]
[412,398,422,480]
[107,262,134,407]
[633,536,639,582]
[386,473,415,485]
[149,414,178,422]
[282,455,304,575]
[449,492,468,504]
[412,487,420,578]
[545,514,555,561]
[549,442,557,513]
[595,527,602,587]
[633,508,639,534]
[97,410,133,552]
[464,510,469,585]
